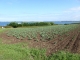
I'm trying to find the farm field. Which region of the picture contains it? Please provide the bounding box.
[0,24,80,60]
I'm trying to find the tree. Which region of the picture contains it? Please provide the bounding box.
[8,22,18,28]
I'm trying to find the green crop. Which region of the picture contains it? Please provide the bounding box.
[6,24,79,41]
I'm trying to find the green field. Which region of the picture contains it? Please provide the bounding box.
[0,24,80,60]
[6,24,78,41]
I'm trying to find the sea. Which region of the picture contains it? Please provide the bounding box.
[0,21,80,26]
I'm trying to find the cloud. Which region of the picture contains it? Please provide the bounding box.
[61,7,80,21]
[0,8,80,22]
[73,15,80,20]
[0,17,18,22]
[70,7,80,11]
[64,7,80,13]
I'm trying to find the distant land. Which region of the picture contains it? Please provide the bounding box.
[0,21,80,26]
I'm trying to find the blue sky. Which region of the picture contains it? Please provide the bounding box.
[0,0,80,22]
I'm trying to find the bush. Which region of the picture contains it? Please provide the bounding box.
[7,22,18,28]
[7,22,54,28]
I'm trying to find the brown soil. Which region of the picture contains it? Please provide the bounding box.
[0,26,80,55]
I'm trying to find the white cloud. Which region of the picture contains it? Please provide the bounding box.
[64,7,80,13]
[0,17,18,22]
[70,7,80,11]
[73,15,80,20]
[61,7,80,21]
[0,8,80,22]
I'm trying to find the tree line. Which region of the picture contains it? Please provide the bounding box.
[7,22,54,28]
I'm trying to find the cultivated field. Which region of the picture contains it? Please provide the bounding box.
[0,24,80,60]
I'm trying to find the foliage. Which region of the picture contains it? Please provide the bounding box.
[64,24,69,25]
[6,24,79,41]
[7,22,18,28]
[7,22,54,28]
[48,51,80,60]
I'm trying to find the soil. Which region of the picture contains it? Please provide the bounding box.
[0,25,80,55]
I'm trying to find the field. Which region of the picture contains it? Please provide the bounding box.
[0,24,80,60]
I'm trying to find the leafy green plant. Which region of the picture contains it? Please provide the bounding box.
[6,24,79,41]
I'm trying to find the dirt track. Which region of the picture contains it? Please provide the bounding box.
[46,27,80,55]
[71,32,80,53]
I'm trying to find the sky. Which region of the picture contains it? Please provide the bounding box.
[0,0,80,22]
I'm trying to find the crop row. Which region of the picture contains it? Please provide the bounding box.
[6,24,79,41]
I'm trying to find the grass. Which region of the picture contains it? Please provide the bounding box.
[48,51,80,60]
[0,40,80,60]
[0,40,46,60]
[0,28,5,33]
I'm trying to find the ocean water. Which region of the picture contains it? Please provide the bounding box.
[0,21,80,26]
[53,21,80,24]
[0,22,10,26]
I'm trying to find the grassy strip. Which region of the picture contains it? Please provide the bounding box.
[48,51,80,60]
[0,29,4,33]
[0,28,8,34]
[0,40,46,60]
[0,39,80,60]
